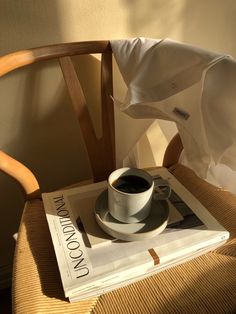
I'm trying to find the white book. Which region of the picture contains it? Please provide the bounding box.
[42,167,229,301]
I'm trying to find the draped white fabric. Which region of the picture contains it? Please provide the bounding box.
[111,38,236,187]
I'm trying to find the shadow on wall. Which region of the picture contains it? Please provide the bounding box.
[0,1,65,54]
[122,0,236,55]
[180,0,236,56]
[4,57,100,192]
[120,0,186,39]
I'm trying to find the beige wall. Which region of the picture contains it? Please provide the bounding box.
[1,0,236,288]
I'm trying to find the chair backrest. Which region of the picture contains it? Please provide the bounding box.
[0,41,116,182]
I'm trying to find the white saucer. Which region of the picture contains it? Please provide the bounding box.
[94,190,169,242]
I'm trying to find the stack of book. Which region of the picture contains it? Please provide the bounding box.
[42,167,229,302]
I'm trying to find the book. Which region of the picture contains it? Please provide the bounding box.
[42,167,229,302]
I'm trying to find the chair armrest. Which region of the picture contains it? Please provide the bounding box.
[162,133,183,168]
[0,151,40,200]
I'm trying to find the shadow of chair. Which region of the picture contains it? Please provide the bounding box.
[0,41,236,313]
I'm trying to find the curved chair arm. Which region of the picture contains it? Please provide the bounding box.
[162,133,183,168]
[0,151,40,200]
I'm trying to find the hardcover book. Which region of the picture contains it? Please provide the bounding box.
[42,167,229,302]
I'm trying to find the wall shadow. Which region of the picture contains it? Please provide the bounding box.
[180,0,236,56]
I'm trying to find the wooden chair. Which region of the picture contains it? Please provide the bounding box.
[1,41,236,313]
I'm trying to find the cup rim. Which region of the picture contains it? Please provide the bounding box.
[108,167,154,195]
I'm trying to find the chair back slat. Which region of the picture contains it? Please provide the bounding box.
[59,56,105,180]
[101,50,116,172]
[59,56,88,118]
[59,56,98,146]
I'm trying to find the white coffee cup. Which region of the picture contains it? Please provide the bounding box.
[108,167,171,224]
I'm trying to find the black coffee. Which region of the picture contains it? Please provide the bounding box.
[112,175,151,194]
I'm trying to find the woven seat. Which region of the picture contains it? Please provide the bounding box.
[12,164,236,313]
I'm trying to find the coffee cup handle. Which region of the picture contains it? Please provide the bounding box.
[153,177,171,201]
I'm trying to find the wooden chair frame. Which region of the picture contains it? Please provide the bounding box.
[0,41,116,200]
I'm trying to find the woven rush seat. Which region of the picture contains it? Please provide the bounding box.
[13,163,236,313]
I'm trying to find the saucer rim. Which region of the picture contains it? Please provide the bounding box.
[94,189,169,241]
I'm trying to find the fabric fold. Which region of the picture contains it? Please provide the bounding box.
[111,37,236,180]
